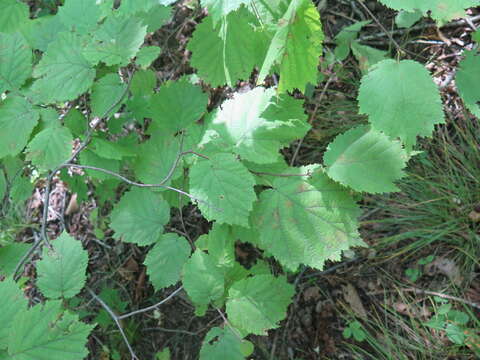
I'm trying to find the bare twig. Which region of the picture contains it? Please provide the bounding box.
[403,287,480,310]
[67,164,216,209]
[118,286,183,320]
[214,307,243,340]
[251,170,313,178]
[13,69,135,280]
[290,74,335,166]
[357,14,480,42]
[87,288,139,360]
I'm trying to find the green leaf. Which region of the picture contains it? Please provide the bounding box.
[26,126,73,171]
[156,348,171,360]
[203,87,309,164]
[226,275,294,335]
[378,0,479,24]
[36,232,88,299]
[0,0,29,33]
[258,0,324,93]
[445,323,465,344]
[110,188,170,246]
[473,29,480,43]
[133,134,182,186]
[79,149,120,181]
[247,0,289,24]
[456,49,480,118]
[136,46,161,69]
[31,32,96,103]
[0,32,32,94]
[7,300,94,360]
[0,96,39,159]
[395,10,423,28]
[90,73,128,118]
[199,327,253,360]
[201,0,252,25]
[0,243,31,278]
[117,0,163,14]
[334,20,371,61]
[324,125,407,193]
[358,59,444,149]
[189,153,256,226]
[57,0,102,34]
[84,14,147,66]
[182,250,225,306]
[63,109,87,137]
[0,278,28,349]
[188,7,265,87]
[149,78,208,135]
[21,15,67,52]
[89,136,136,160]
[198,224,236,269]
[136,5,172,33]
[144,233,191,291]
[350,42,388,74]
[252,169,363,270]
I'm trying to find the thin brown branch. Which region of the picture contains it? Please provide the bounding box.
[118,286,183,320]
[87,287,139,360]
[13,69,135,280]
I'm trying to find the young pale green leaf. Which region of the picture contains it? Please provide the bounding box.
[149,78,208,135]
[203,87,310,164]
[0,96,39,159]
[136,46,161,69]
[36,232,88,299]
[0,32,31,94]
[84,14,147,66]
[378,0,479,24]
[144,233,191,291]
[456,49,480,118]
[26,126,73,172]
[247,0,289,24]
[90,73,128,118]
[188,7,265,87]
[324,125,407,193]
[0,0,29,33]
[190,153,256,227]
[7,300,94,360]
[200,0,252,25]
[0,278,28,349]
[197,224,236,269]
[252,169,363,271]
[110,188,170,246]
[182,250,225,307]
[57,0,102,34]
[31,32,96,103]
[199,327,254,360]
[133,134,182,186]
[226,275,294,335]
[358,59,444,149]
[257,0,324,93]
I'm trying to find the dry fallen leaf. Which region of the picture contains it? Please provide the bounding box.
[342,283,367,319]
[303,286,321,302]
[426,257,463,285]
